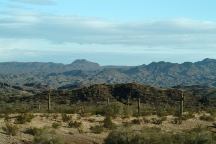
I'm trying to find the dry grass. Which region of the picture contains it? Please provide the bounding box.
[0,112,215,144]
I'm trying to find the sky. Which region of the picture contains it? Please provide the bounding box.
[1,0,216,65]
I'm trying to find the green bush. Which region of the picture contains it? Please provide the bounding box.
[104,116,116,130]
[24,127,44,136]
[3,114,10,122]
[105,103,123,118]
[52,122,61,129]
[143,117,150,123]
[181,112,195,120]
[105,127,216,144]
[131,119,142,125]
[52,114,59,120]
[15,113,34,124]
[61,113,71,122]
[172,117,182,125]
[68,121,82,128]
[199,114,215,122]
[122,106,133,118]
[2,122,19,136]
[90,125,104,134]
[33,132,64,144]
[151,117,164,125]
[213,122,216,128]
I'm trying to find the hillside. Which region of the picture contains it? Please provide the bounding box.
[1,83,215,113]
[1,58,216,88]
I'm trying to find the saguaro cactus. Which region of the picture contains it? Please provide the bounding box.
[137,97,141,116]
[180,90,184,117]
[127,89,131,106]
[48,88,51,111]
[107,97,110,105]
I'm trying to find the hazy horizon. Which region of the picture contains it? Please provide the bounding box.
[1,0,216,65]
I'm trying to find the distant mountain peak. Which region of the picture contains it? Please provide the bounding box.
[202,58,216,63]
[67,59,100,71]
[71,59,100,66]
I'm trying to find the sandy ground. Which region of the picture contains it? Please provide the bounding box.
[0,113,215,144]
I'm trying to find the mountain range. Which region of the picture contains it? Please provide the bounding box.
[1,58,216,89]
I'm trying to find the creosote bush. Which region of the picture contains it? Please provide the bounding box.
[131,118,142,125]
[122,106,133,118]
[2,122,19,136]
[90,125,104,134]
[151,117,166,125]
[61,113,71,122]
[15,113,34,124]
[33,129,64,144]
[172,117,182,125]
[52,122,61,129]
[181,112,195,120]
[199,114,215,122]
[24,127,44,136]
[68,120,82,129]
[105,127,216,144]
[103,116,116,130]
[105,103,123,118]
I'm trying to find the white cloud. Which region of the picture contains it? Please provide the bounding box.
[10,0,55,5]
[1,10,216,64]
[1,12,216,48]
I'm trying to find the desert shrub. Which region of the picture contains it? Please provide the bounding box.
[3,114,10,122]
[52,122,61,129]
[105,127,216,144]
[199,114,215,122]
[143,117,150,123]
[87,118,96,123]
[90,125,104,134]
[181,112,195,120]
[2,122,18,136]
[33,132,64,144]
[183,127,216,144]
[52,114,59,120]
[131,119,142,125]
[105,128,167,144]
[42,114,50,119]
[61,113,71,122]
[156,108,170,117]
[15,113,34,124]
[122,106,133,118]
[0,114,4,118]
[172,117,182,125]
[104,116,116,130]
[105,103,123,118]
[205,109,216,117]
[24,127,44,136]
[151,118,164,125]
[139,108,154,116]
[68,121,82,128]
[212,122,216,128]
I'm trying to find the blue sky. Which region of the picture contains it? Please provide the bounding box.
[0,0,216,65]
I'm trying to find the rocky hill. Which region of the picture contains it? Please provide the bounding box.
[2,83,215,110]
[1,58,216,88]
